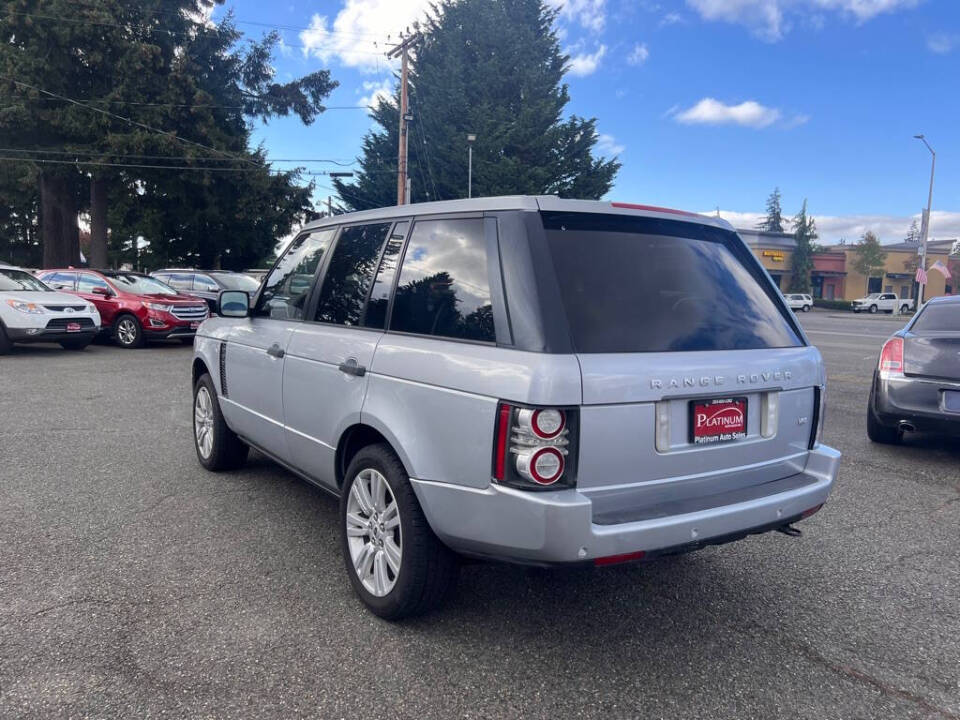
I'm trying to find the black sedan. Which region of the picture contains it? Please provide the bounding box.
[150,269,261,315]
[868,295,960,443]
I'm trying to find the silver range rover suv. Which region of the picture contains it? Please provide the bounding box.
[190,196,840,619]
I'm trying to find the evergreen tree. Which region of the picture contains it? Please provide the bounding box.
[789,199,817,293]
[757,187,784,233]
[334,0,620,209]
[904,218,920,244]
[0,1,336,268]
[852,231,888,295]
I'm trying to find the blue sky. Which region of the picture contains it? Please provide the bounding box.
[210,0,960,243]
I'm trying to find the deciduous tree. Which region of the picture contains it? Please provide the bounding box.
[852,230,888,295]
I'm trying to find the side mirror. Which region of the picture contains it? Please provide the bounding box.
[92,287,112,297]
[219,290,250,318]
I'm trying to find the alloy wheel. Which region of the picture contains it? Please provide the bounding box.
[194,386,214,459]
[117,318,138,345]
[345,468,402,597]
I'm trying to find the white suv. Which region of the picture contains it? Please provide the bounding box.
[0,264,101,353]
[784,294,813,312]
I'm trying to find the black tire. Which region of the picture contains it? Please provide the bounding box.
[900,305,910,314]
[340,443,458,620]
[113,313,144,348]
[0,322,12,355]
[60,338,92,351]
[853,309,860,314]
[869,304,878,314]
[192,373,249,471]
[867,399,900,444]
[802,304,811,312]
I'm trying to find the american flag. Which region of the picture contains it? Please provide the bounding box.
[929,260,952,279]
[916,265,928,284]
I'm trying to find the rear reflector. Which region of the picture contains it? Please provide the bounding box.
[611,202,698,217]
[594,550,646,566]
[494,403,512,481]
[801,503,823,519]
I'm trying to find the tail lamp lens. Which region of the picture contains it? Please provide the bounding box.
[878,337,904,378]
[493,403,577,489]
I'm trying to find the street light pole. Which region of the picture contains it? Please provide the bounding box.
[466,133,476,199]
[914,134,936,306]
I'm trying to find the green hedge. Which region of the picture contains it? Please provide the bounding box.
[813,299,852,310]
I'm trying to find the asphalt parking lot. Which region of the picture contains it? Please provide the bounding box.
[1,311,958,719]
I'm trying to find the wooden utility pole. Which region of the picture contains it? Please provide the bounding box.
[387,32,421,206]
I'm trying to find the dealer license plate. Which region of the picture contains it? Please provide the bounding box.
[689,397,748,445]
[66,322,81,333]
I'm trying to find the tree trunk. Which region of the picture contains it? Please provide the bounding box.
[40,173,80,269]
[89,176,109,268]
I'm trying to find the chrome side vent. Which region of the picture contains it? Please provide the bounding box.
[219,342,228,398]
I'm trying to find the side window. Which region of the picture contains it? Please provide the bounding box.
[194,274,220,292]
[363,222,408,330]
[167,272,195,291]
[314,223,391,326]
[255,229,335,320]
[390,218,495,342]
[78,273,110,293]
[45,271,77,290]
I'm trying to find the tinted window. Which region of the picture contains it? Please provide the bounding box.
[78,273,110,293]
[390,218,494,342]
[314,223,391,326]
[166,272,195,291]
[211,273,260,292]
[194,274,220,292]
[541,212,802,353]
[255,229,334,320]
[364,222,408,330]
[44,271,77,290]
[0,269,50,291]
[912,304,960,332]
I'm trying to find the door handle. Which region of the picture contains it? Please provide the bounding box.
[266,343,285,359]
[338,358,366,377]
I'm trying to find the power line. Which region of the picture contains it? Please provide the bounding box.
[0,148,357,165]
[1,75,260,167]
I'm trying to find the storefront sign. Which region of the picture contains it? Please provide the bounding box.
[762,250,785,262]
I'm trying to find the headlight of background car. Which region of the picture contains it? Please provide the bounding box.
[5,299,45,314]
[87,304,98,314]
[144,302,174,312]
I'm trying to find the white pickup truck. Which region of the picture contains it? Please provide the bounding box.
[851,292,915,314]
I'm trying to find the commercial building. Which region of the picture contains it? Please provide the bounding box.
[739,228,957,301]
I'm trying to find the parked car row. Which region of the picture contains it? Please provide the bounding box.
[0,264,260,353]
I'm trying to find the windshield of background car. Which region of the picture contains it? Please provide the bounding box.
[0,269,51,292]
[109,274,179,296]
[911,303,960,332]
[212,273,260,292]
[866,293,880,299]
[541,212,803,353]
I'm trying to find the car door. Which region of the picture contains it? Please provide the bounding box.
[42,271,77,293]
[192,273,222,314]
[76,272,119,327]
[219,228,336,461]
[282,221,403,489]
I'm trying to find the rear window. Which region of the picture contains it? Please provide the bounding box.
[912,303,960,332]
[541,212,802,353]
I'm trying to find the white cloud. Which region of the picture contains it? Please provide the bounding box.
[567,44,607,76]
[660,11,686,25]
[359,78,394,109]
[545,0,607,32]
[685,0,920,41]
[707,209,960,243]
[927,33,958,54]
[596,133,625,156]
[627,42,650,65]
[299,0,434,72]
[673,98,782,128]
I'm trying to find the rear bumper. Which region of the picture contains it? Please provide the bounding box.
[873,375,960,435]
[411,444,840,564]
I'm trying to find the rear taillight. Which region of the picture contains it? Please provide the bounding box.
[878,337,904,378]
[493,403,578,490]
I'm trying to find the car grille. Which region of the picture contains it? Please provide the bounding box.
[171,305,208,321]
[46,317,95,329]
[43,305,87,312]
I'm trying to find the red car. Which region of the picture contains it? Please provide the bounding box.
[37,269,208,348]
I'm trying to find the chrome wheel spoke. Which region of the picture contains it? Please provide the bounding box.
[382,502,399,530]
[370,472,387,512]
[354,542,375,577]
[345,512,369,537]
[373,552,389,595]
[383,537,401,574]
[352,477,374,515]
